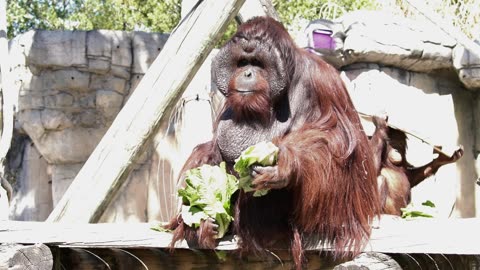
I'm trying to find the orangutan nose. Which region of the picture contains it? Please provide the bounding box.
[234,68,257,93]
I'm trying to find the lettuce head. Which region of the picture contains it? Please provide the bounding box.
[178,162,238,239]
[234,141,279,197]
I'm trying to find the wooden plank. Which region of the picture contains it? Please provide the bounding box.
[334,253,401,270]
[365,216,480,255]
[53,247,338,270]
[47,0,246,223]
[3,217,480,255]
[0,244,53,270]
[0,221,189,249]
[336,252,480,270]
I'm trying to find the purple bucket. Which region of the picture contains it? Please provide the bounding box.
[312,29,335,50]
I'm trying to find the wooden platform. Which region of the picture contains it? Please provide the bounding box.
[1,216,480,269]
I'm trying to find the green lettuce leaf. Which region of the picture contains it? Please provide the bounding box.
[178,162,238,238]
[234,141,279,197]
[178,142,279,238]
[401,200,437,219]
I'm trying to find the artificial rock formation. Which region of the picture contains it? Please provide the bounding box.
[305,11,480,90]
[453,40,480,90]
[8,29,215,222]
[303,11,479,217]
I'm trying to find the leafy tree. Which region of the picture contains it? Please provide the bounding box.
[6,0,479,39]
[7,0,82,38]
[381,0,480,38]
[273,0,379,30]
[5,0,380,39]
[69,0,181,32]
[6,0,181,38]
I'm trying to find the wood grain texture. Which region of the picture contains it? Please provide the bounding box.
[0,244,53,270]
[53,247,338,270]
[3,217,480,269]
[2,217,480,255]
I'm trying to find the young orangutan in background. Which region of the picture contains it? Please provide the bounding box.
[370,116,464,215]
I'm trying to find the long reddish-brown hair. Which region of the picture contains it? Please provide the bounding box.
[167,17,380,270]
[228,17,380,264]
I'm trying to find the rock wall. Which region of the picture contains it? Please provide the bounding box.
[7,30,216,222]
[342,65,475,217]
[5,10,480,221]
[305,11,480,217]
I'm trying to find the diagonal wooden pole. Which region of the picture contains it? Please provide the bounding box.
[47,0,246,223]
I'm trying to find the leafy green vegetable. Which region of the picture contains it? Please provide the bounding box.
[150,223,171,233]
[177,142,279,238]
[178,162,238,239]
[234,141,279,197]
[401,200,437,219]
[215,250,228,262]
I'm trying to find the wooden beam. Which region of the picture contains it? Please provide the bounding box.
[54,247,337,269]
[3,218,480,268]
[0,244,53,270]
[334,253,401,270]
[4,217,480,255]
[46,247,480,269]
[47,0,246,223]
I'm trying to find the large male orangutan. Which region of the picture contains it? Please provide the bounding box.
[167,16,380,268]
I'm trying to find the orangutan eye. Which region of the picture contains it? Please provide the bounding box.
[251,59,264,68]
[238,59,248,67]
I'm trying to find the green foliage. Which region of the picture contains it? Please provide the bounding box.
[380,0,480,38]
[234,141,278,197]
[6,0,181,38]
[178,162,238,239]
[401,200,437,219]
[4,0,385,39]
[216,20,237,47]
[7,0,80,38]
[7,1,479,41]
[273,0,379,29]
